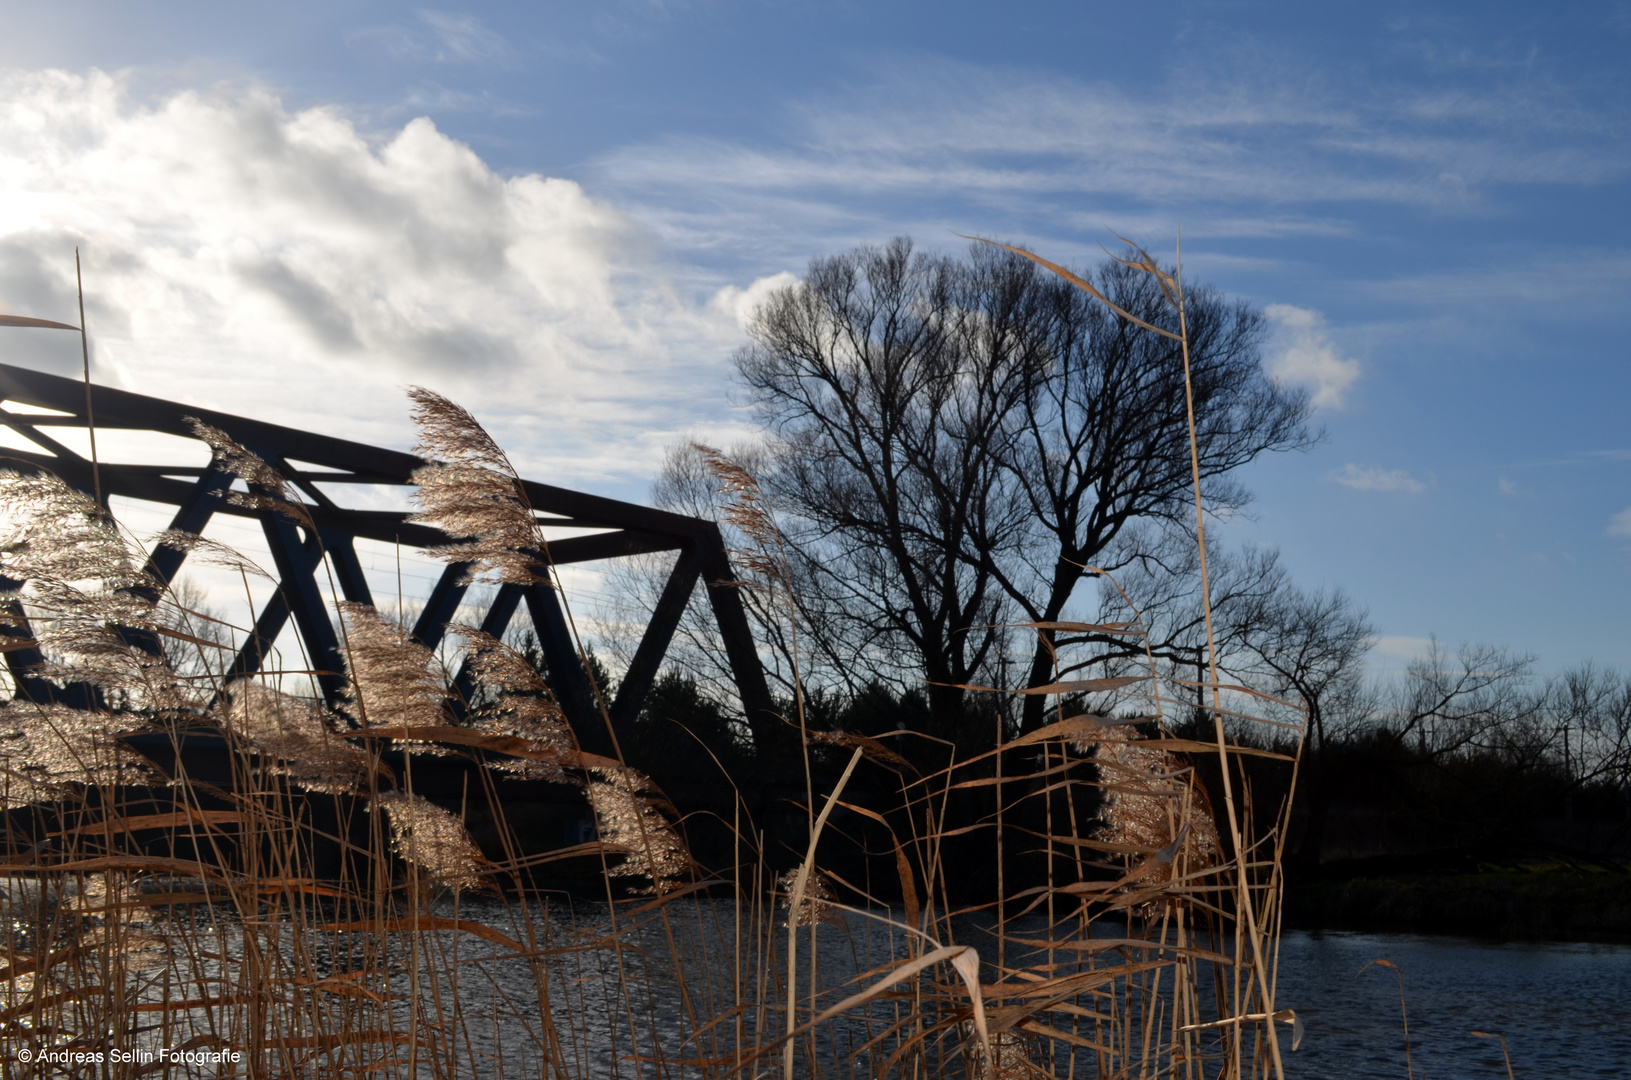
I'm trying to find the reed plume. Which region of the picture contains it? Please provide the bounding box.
[407,387,547,586]
[152,528,276,581]
[691,442,791,595]
[338,601,450,740]
[186,418,313,528]
[0,470,184,706]
[0,700,152,807]
[1090,724,1220,883]
[375,790,491,893]
[778,867,839,928]
[220,680,369,794]
[456,625,574,782]
[587,764,691,894]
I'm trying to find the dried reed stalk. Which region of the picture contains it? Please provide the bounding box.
[0,321,1324,1079]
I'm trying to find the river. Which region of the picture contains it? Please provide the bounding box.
[374,898,1631,1077]
[1271,928,1631,1079]
[69,888,1631,1078]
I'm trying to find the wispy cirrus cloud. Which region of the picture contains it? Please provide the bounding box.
[1609,508,1631,538]
[348,10,512,65]
[1330,464,1431,494]
[1360,251,1631,317]
[417,11,512,64]
[347,10,601,73]
[588,52,1631,264]
[1372,634,1438,661]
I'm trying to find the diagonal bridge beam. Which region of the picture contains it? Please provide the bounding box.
[0,362,777,749]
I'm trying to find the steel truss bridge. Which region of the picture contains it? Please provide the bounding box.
[0,362,775,749]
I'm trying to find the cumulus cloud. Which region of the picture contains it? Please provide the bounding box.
[1610,508,1631,538]
[1262,304,1360,410]
[1330,464,1430,494]
[708,271,799,332]
[0,69,753,484]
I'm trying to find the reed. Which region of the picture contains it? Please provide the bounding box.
[0,239,1315,1078]
[1358,960,1412,1080]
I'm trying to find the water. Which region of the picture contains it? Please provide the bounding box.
[19,881,1627,1078]
[419,900,1631,1078]
[310,905,1631,1077]
[1271,929,1631,1079]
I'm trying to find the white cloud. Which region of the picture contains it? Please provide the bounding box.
[1330,464,1430,493]
[1262,303,1361,409]
[709,271,799,332]
[0,69,755,486]
[1609,507,1631,538]
[1498,476,1519,496]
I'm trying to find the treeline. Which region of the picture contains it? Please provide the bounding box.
[1290,651,1631,867]
[615,655,1631,891]
[1167,646,1631,871]
[592,236,1630,884]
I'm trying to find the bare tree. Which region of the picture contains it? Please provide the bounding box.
[155,575,233,680]
[1094,534,1301,712]
[1388,640,1541,759]
[734,238,1313,737]
[1236,578,1375,755]
[991,254,1314,732]
[1544,664,1631,795]
[1230,575,1375,866]
[736,239,1032,741]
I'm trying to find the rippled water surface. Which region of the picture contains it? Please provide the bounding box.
[435,901,1630,1078]
[67,886,1627,1078]
[1271,929,1631,1079]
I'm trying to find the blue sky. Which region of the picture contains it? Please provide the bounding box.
[1,1,1628,674]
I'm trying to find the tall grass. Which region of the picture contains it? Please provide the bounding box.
[0,239,1307,1078]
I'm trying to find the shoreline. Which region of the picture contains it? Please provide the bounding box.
[1284,867,1631,944]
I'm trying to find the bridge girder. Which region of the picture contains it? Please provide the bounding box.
[0,363,776,749]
